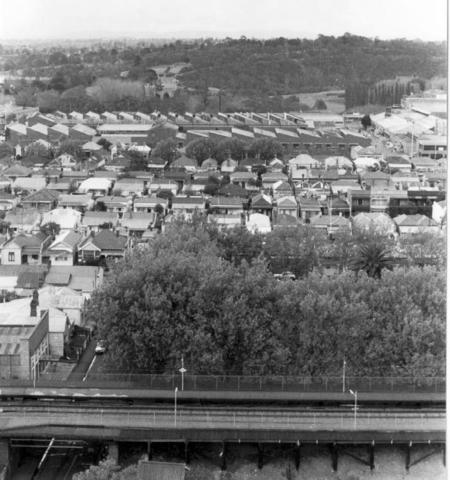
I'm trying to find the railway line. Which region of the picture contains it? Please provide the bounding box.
[0,386,445,408]
[0,403,445,432]
[0,393,445,477]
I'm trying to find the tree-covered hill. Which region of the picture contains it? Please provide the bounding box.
[179,35,446,96]
[1,35,446,114]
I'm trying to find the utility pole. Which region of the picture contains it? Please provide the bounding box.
[328,195,332,237]
[174,387,178,426]
[342,358,346,393]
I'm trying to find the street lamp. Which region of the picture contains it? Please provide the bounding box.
[174,387,178,427]
[179,356,187,391]
[349,389,357,429]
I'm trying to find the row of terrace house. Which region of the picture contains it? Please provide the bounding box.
[5,110,372,158]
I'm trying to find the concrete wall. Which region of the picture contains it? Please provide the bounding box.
[48,332,64,357]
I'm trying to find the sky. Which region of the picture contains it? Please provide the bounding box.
[0,0,447,42]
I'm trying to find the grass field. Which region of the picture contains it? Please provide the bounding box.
[285,90,346,114]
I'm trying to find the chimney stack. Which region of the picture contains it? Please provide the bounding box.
[30,289,39,317]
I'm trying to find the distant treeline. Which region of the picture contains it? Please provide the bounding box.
[1,34,446,113]
[345,77,428,109]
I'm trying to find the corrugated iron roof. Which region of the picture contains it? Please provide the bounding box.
[45,271,71,286]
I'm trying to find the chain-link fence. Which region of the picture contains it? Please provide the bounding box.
[0,374,445,393]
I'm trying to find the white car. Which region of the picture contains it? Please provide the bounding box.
[274,271,296,281]
[95,341,106,354]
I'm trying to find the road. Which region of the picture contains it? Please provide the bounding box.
[67,338,96,380]
[0,405,444,433]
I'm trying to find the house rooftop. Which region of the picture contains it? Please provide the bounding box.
[172,196,206,205]
[23,188,59,203]
[394,214,439,227]
[71,124,96,136]
[210,196,244,207]
[89,230,127,250]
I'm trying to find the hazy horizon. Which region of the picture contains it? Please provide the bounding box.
[0,32,447,45]
[0,0,446,43]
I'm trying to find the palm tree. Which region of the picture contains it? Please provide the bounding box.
[350,243,395,278]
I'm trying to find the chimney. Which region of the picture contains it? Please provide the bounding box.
[30,289,39,317]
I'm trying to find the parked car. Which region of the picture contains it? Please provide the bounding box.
[274,271,296,281]
[95,341,106,354]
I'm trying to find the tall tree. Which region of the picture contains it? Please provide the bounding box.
[350,242,394,278]
[185,138,217,164]
[248,138,283,161]
[213,138,246,164]
[151,138,178,165]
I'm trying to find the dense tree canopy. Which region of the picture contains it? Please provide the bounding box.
[151,138,178,164]
[57,139,84,159]
[86,221,445,378]
[73,460,136,480]
[214,138,246,163]
[185,138,217,164]
[248,138,283,161]
[4,35,445,115]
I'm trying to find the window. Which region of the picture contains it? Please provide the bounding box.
[8,252,14,262]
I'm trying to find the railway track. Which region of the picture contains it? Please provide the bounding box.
[0,403,445,432]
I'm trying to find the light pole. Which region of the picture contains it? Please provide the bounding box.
[410,121,415,159]
[179,356,187,391]
[174,387,178,427]
[342,358,346,393]
[349,389,357,429]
